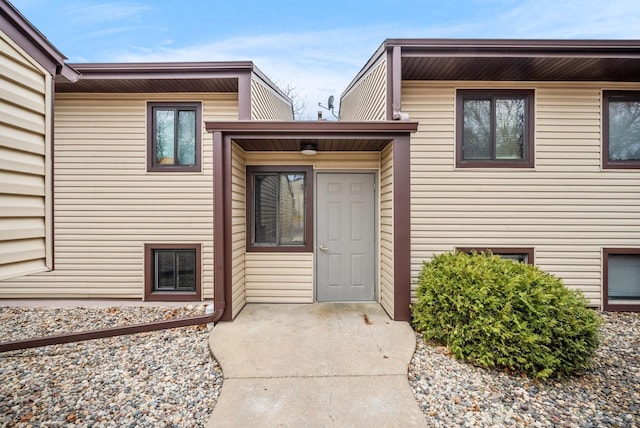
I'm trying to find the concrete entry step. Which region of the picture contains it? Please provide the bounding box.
[206,303,427,427]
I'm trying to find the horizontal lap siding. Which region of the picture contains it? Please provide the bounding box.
[340,59,387,121]
[231,143,246,317]
[0,30,49,280]
[404,82,640,307]
[380,143,394,317]
[244,152,380,169]
[245,253,313,302]
[0,93,239,299]
[250,77,293,120]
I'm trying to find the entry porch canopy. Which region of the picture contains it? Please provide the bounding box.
[205,121,419,321]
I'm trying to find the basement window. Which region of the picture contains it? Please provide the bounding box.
[457,247,534,264]
[603,248,640,311]
[144,244,201,301]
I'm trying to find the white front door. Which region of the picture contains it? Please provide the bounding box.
[316,173,376,301]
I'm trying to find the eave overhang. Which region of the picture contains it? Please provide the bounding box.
[386,38,640,82]
[55,61,257,93]
[205,120,419,152]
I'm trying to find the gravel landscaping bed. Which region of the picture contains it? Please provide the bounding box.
[0,305,222,427]
[1,306,638,427]
[409,311,640,427]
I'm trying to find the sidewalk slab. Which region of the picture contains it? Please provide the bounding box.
[208,375,425,428]
[206,303,426,427]
[208,302,416,378]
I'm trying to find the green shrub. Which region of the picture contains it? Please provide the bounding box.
[412,251,601,380]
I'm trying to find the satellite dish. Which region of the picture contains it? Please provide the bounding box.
[328,95,334,110]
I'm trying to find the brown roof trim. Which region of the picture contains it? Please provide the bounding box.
[384,38,640,55]
[56,61,255,85]
[54,62,286,110]
[205,120,419,135]
[0,0,79,80]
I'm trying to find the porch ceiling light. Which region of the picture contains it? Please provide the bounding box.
[300,142,318,155]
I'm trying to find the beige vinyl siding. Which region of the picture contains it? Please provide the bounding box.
[404,81,640,307]
[340,58,387,121]
[0,92,238,298]
[245,252,313,302]
[230,143,247,317]
[379,143,394,317]
[0,30,51,280]
[251,75,293,120]
[244,151,380,169]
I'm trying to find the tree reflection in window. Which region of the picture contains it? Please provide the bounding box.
[608,99,640,161]
[254,172,305,246]
[462,95,526,161]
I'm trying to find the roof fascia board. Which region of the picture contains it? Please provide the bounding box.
[205,120,419,135]
[385,38,640,58]
[67,61,256,79]
[0,0,79,80]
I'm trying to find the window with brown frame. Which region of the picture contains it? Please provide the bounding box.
[144,244,201,301]
[456,247,534,264]
[456,90,535,168]
[603,91,640,169]
[147,102,202,172]
[603,248,640,312]
[246,166,313,252]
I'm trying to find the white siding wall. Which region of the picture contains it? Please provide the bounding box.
[231,143,247,317]
[340,58,387,121]
[379,143,394,317]
[404,81,640,307]
[0,30,51,280]
[251,76,293,120]
[0,92,238,298]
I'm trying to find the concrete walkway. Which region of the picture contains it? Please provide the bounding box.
[206,303,426,427]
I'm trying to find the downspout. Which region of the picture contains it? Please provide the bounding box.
[0,134,227,354]
[390,45,410,121]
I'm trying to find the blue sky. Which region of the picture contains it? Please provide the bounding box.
[11,0,640,119]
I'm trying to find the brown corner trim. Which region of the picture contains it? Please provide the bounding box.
[393,136,412,322]
[221,135,234,321]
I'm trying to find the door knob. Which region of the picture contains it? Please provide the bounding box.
[319,245,329,251]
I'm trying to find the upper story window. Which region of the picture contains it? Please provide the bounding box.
[603,91,640,169]
[246,166,313,252]
[147,102,202,172]
[456,90,534,168]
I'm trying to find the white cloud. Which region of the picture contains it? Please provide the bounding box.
[104,0,639,119]
[61,2,151,24]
